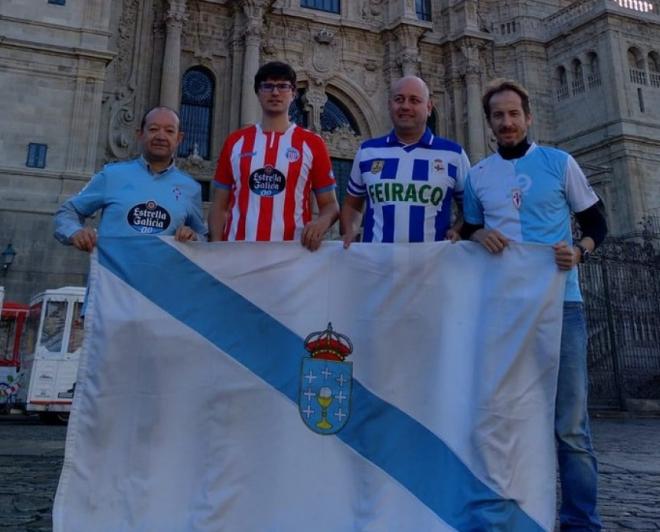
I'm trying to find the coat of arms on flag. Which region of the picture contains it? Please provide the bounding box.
[299,323,353,435]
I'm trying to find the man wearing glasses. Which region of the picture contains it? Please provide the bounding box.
[208,61,339,250]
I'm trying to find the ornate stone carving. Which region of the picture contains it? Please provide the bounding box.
[302,82,328,133]
[311,28,337,74]
[393,24,426,76]
[108,89,137,160]
[112,0,140,86]
[165,0,187,29]
[314,28,335,45]
[321,124,361,159]
[107,0,143,159]
[177,145,213,181]
[363,59,379,96]
[361,0,385,21]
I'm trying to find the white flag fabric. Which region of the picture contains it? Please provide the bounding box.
[54,237,565,532]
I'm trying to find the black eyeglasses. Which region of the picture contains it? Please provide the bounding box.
[259,82,295,93]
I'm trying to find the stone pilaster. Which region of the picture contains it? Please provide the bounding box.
[450,73,465,147]
[462,40,485,162]
[160,0,187,110]
[240,0,267,126]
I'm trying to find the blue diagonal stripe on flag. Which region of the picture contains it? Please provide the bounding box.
[97,236,543,531]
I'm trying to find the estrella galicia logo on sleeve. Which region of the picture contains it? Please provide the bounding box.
[127,200,171,234]
[299,323,353,435]
[249,165,286,196]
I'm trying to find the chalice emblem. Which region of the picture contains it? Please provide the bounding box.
[316,387,334,430]
[299,323,354,435]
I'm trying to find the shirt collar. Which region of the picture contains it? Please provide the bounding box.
[385,127,434,148]
[138,155,176,175]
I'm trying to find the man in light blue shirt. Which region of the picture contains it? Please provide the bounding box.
[54,106,207,250]
[462,80,607,531]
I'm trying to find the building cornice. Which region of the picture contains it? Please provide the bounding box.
[0,35,115,63]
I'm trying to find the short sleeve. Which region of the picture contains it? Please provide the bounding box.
[213,133,237,190]
[565,155,599,213]
[462,172,484,225]
[308,134,336,193]
[453,149,471,202]
[346,149,367,197]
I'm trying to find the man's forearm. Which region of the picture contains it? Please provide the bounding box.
[315,202,339,234]
[54,202,86,245]
[207,209,227,242]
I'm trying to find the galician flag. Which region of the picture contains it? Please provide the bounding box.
[54,236,565,531]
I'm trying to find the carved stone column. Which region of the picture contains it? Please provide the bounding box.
[450,73,465,147]
[463,40,485,162]
[393,24,425,77]
[465,67,484,161]
[240,0,267,126]
[160,1,187,110]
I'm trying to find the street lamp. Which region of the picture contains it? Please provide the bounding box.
[2,243,16,276]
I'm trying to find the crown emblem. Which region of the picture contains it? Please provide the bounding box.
[304,322,353,362]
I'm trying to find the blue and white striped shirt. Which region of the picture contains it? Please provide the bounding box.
[348,128,470,242]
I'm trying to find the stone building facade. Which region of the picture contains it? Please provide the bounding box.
[1,0,659,301]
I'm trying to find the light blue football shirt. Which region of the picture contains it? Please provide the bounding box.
[463,143,598,301]
[54,157,207,242]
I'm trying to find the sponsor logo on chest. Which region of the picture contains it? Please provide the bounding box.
[367,181,446,206]
[249,165,287,196]
[127,200,171,234]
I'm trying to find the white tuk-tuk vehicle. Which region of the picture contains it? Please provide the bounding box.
[0,288,29,412]
[16,286,85,423]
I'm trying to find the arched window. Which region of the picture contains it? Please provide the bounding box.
[628,47,644,69]
[321,95,360,135]
[178,67,214,159]
[289,92,308,128]
[571,59,585,95]
[555,66,569,101]
[628,47,647,85]
[287,90,361,206]
[649,51,660,87]
[586,52,601,88]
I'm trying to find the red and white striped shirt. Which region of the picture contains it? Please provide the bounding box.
[213,124,336,241]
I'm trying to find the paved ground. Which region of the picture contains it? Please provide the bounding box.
[0,413,658,531]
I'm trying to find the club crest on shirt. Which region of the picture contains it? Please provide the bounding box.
[299,323,353,435]
[249,165,286,196]
[432,159,445,172]
[172,186,181,200]
[512,187,523,209]
[127,200,172,234]
[371,160,384,174]
[285,147,300,162]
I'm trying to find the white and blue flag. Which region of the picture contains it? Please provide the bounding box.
[54,237,565,531]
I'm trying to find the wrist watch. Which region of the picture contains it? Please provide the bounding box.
[574,242,590,263]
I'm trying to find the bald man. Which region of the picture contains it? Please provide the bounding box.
[341,76,470,245]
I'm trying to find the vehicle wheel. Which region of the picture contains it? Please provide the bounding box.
[39,412,69,425]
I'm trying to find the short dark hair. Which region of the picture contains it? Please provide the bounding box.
[482,79,531,120]
[139,106,181,131]
[253,61,297,93]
